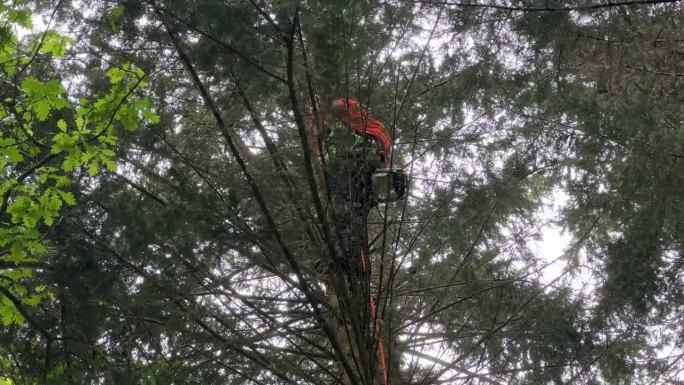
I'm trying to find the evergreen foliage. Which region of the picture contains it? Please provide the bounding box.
[0,1,682,384]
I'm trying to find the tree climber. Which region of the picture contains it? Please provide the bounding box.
[322,97,407,273]
[327,97,402,385]
[307,97,402,385]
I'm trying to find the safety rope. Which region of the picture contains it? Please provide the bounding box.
[359,247,389,385]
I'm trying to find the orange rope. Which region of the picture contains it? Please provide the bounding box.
[360,248,389,385]
[359,248,367,272]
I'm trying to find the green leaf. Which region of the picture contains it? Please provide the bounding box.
[142,106,160,124]
[103,5,126,32]
[1,269,32,282]
[103,158,117,172]
[101,149,116,158]
[53,175,70,187]
[59,191,76,206]
[22,294,41,307]
[62,155,77,172]
[0,296,24,326]
[33,101,51,121]
[7,8,32,28]
[7,196,31,224]
[75,116,84,130]
[118,105,139,130]
[106,67,126,84]
[87,160,99,176]
[80,151,95,163]
[52,132,78,154]
[57,119,67,132]
[2,146,23,163]
[39,31,75,57]
[111,5,125,18]
[21,78,67,121]
[19,77,42,94]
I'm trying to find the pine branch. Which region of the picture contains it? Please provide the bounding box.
[148,1,287,84]
[0,260,53,270]
[113,172,167,206]
[84,229,302,385]
[158,10,359,383]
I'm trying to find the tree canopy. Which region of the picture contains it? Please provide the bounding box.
[0,1,683,384]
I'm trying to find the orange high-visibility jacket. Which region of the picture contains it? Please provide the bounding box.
[333,97,391,163]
